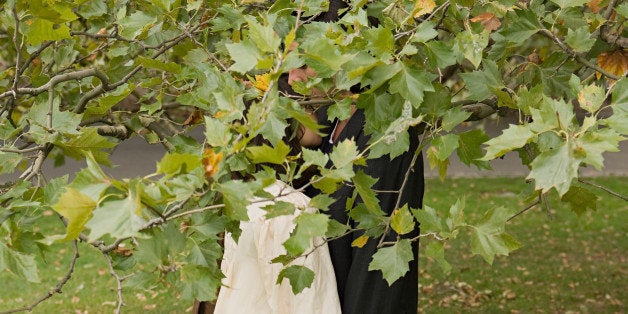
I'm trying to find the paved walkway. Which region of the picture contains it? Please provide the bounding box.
[2,118,626,183]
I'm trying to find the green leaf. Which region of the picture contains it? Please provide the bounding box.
[178,264,222,302]
[368,239,414,285]
[157,153,201,177]
[577,128,624,170]
[277,265,315,294]
[470,207,522,264]
[430,134,460,161]
[204,117,232,147]
[426,147,449,180]
[263,201,296,219]
[0,152,23,175]
[456,30,490,68]
[52,188,97,241]
[617,3,628,18]
[283,212,329,256]
[457,129,491,170]
[561,185,598,216]
[118,11,157,39]
[412,21,438,43]
[246,141,291,165]
[424,241,451,274]
[309,194,335,211]
[23,18,70,45]
[388,63,435,107]
[481,124,535,160]
[244,16,281,53]
[459,60,504,101]
[302,147,329,168]
[390,205,415,235]
[55,127,116,166]
[137,56,182,74]
[526,141,579,196]
[550,0,589,8]
[412,205,446,234]
[329,139,359,178]
[497,9,541,44]
[0,242,40,283]
[441,107,471,132]
[364,26,395,60]
[565,27,595,53]
[86,84,134,116]
[301,37,354,78]
[352,170,381,213]
[216,180,258,221]
[86,181,147,240]
[423,41,458,68]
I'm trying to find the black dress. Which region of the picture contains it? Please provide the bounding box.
[310,107,424,314]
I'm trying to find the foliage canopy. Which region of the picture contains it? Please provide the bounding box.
[0,0,626,311]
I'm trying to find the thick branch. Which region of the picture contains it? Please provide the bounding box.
[0,68,111,99]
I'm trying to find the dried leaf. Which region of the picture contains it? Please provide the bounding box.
[597,49,628,79]
[470,13,502,31]
[414,0,436,18]
[202,148,223,179]
[183,109,204,126]
[586,0,603,13]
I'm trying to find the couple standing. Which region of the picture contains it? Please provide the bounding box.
[210,70,424,313]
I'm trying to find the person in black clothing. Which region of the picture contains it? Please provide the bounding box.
[305,104,424,314]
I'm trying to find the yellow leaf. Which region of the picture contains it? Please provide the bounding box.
[413,0,436,18]
[597,49,628,79]
[52,188,97,241]
[202,148,223,179]
[351,235,369,248]
[248,73,271,93]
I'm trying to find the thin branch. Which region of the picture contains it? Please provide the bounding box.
[541,193,553,220]
[578,178,628,201]
[103,253,126,314]
[1,241,80,314]
[537,29,622,80]
[507,196,542,222]
[0,145,44,153]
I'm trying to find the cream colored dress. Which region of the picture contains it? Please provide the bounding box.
[214,181,341,314]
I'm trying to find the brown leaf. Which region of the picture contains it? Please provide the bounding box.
[597,49,628,79]
[470,13,502,31]
[183,109,203,126]
[202,148,223,179]
[587,0,603,13]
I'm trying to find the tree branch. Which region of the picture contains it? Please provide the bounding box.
[578,178,628,201]
[103,253,126,314]
[537,29,622,80]
[1,241,80,314]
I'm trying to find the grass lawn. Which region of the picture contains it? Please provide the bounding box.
[0,177,626,313]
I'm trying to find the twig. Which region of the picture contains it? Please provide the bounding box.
[0,241,80,314]
[578,178,628,201]
[541,193,553,220]
[507,197,542,222]
[103,253,126,314]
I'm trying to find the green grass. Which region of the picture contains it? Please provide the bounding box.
[0,177,626,313]
[419,176,627,313]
